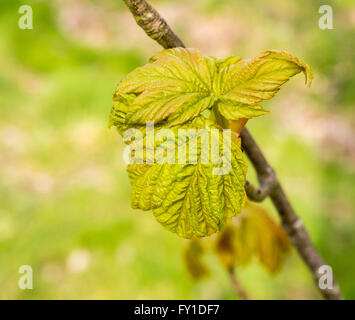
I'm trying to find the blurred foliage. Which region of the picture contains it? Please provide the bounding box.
[215,202,291,274]
[183,201,291,285]
[0,0,354,299]
[183,238,209,280]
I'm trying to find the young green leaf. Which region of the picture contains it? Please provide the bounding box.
[125,117,247,239]
[117,48,216,127]
[110,48,313,239]
[216,50,313,120]
[114,48,313,128]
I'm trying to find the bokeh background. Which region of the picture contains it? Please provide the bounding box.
[0,0,354,299]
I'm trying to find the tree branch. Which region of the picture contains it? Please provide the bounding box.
[228,268,250,300]
[241,128,342,300]
[123,0,184,49]
[122,0,343,300]
[245,177,276,202]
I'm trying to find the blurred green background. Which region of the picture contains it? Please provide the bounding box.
[0,0,354,299]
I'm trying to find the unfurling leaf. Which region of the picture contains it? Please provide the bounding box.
[110,94,248,238]
[114,48,313,126]
[125,117,247,239]
[110,47,313,239]
[116,48,216,127]
[182,238,209,280]
[215,50,313,120]
[215,201,291,274]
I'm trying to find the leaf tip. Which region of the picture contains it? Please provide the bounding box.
[304,64,314,88]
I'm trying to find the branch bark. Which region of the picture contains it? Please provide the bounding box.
[241,128,342,300]
[228,268,250,300]
[122,0,343,300]
[122,0,184,49]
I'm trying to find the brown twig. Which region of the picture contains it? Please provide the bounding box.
[245,177,276,202]
[122,0,343,300]
[228,268,250,300]
[240,128,342,300]
[122,0,184,49]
